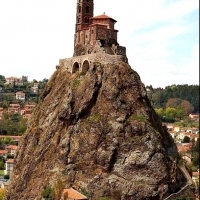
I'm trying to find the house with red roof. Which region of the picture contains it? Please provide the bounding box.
[16,91,25,100]
[4,159,14,176]
[5,145,18,156]
[61,188,88,200]
[0,150,8,158]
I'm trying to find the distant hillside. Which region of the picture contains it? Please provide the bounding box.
[146,84,199,113]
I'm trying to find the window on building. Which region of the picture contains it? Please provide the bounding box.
[78,6,81,13]
[85,17,89,23]
[86,6,90,13]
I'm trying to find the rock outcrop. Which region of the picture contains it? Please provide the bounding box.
[5,61,186,200]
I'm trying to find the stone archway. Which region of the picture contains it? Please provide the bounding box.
[81,60,90,75]
[72,62,79,73]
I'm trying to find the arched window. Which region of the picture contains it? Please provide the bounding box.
[85,6,90,13]
[82,60,90,75]
[72,62,79,73]
[77,17,80,23]
[85,17,89,23]
[78,6,81,13]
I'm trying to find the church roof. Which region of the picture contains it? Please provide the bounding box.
[91,13,117,22]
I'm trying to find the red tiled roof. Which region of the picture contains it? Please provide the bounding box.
[6,159,14,164]
[0,150,8,154]
[0,135,22,140]
[192,171,199,177]
[62,188,87,199]
[6,145,18,150]
[91,13,117,22]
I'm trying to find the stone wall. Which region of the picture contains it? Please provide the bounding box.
[58,52,127,74]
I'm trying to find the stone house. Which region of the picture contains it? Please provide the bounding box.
[0,150,8,158]
[16,91,25,100]
[7,103,21,114]
[4,159,14,176]
[20,103,36,118]
[5,145,18,156]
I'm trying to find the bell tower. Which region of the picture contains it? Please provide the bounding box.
[75,0,94,32]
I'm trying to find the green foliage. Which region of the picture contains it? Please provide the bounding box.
[41,187,53,200]
[52,178,65,200]
[86,113,101,123]
[72,79,80,88]
[97,197,110,200]
[130,114,147,122]
[0,116,27,135]
[4,137,12,144]
[81,188,91,198]
[0,161,5,170]
[192,152,199,167]
[148,84,199,113]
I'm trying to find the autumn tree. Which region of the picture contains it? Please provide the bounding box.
[166,98,180,108]
[180,100,194,115]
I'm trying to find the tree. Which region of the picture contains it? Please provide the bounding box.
[4,137,12,144]
[165,107,177,120]
[155,108,164,117]
[166,98,180,108]
[180,100,194,115]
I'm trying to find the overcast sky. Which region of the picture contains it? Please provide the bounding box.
[0,0,199,88]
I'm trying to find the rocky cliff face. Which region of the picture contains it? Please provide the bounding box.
[5,61,185,200]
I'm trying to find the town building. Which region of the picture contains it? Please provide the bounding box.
[4,159,14,177]
[16,91,25,100]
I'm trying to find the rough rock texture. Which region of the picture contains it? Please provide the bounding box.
[5,62,186,200]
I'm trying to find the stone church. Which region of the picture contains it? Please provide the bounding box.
[58,0,128,74]
[74,0,126,58]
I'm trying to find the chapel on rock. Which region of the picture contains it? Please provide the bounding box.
[58,0,127,74]
[73,0,127,58]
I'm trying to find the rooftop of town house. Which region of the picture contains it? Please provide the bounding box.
[0,135,22,139]
[16,91,25,94]
[6,159,14,164]
[192,171,199,177]
[6,145,18,150]
[62,188,88,200]
[0,150,8,154]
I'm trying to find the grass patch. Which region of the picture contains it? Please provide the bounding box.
[86,113,101,123]
[72,79,80,88]
[0,170,4,176]
[130,114,148,123]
